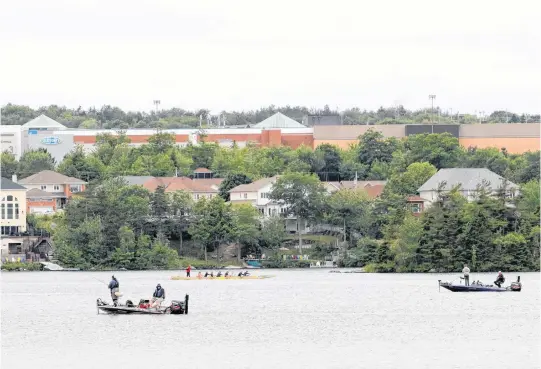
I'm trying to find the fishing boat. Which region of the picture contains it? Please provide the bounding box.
[171,275,274,281]
[439,276,522,292]
[97,295,189,314]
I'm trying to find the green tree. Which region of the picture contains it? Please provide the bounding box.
[17,148,55,178]
[386,162,437,195]
[404,133,462,169]
[57,145,105,182]
[325,188,372,245]
[229,204,260,262]
[390,213,423,271]
[218,173,252,201]
[358,130,398,167]
[259,216,287,250]
[270,173,326,253]
[0,151,18,179]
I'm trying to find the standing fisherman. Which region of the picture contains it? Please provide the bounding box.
[462,264,470,286]
[186,264,192,278]
[108,275,120,306]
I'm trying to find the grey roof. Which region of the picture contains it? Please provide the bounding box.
[119,176,155,186]
[19,170,86,185]
[1,177,27,190]
[417,168,518,192]
[253,113,306,128]
[26,188,54,197]
[22,115,67,129]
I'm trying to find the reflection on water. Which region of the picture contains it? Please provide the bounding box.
[1,270,540,369]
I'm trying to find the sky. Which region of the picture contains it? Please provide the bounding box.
[1,0,539,115]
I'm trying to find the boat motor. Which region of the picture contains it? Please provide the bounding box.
[510,276,522,291]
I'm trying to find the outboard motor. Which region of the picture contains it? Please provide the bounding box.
[169,300,185,315]
[510,276,522,291]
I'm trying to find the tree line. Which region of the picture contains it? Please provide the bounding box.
[2,103,540,129]
[3,129,539,271]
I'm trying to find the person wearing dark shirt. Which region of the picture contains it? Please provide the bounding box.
[150,284,165,309]
[108,276,120,306]
[494,271,505,288]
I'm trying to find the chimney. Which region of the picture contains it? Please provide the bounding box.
[12,174,17,183]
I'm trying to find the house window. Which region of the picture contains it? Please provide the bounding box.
[6,204,13,219]
[244,193,247,199]
[69,185,81,193]
[14,203,19,219]
[54,185,60,191]
[196,194,200,200]
[411,203,421,213]
[1,204,4,219]
[40,185,47,190]
[6,195,13,201]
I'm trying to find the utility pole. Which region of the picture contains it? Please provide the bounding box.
[429,95,436,124]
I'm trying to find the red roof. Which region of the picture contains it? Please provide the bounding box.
[193,168,212,173]
[142,177,218,193]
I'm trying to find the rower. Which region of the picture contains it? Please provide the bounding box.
[216,271,222,277]
[224,271,229,278]
[238,271,243,277]
[204,272,209,278]
[243,271,250,276]
[197,272,203,279]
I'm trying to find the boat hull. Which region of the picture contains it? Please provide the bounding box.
[171,275,274,281]
[439,282,521,292]
[97,295,189,314]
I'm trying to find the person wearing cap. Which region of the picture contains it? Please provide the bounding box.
[494,271,505,288]
[108,275,120,306]
[462,264,470,286]
[150,284,166,309]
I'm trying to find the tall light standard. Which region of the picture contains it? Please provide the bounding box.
[153,100,161,113]
[429,95,436,124]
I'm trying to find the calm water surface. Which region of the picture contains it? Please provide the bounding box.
[1,270,539,369]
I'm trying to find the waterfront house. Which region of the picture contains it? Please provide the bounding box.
[18,170,87,213]
[120,176,223,201]
[417,168,519,207]
[1,177,28,259]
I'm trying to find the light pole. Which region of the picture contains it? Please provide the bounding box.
[429,95,436,124]
[153,100,161,113]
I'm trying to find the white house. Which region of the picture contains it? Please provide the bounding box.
[417,168,519,206]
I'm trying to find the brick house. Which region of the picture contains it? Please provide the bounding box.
[17,170,87,214]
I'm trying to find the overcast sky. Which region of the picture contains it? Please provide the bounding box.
[1,0,539,114]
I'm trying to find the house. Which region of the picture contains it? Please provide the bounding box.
[120,176,223,201]
[325,180,387,199]
[1,177,28,259]
[406,196,428,216]
[1,177,28,236]
[417,168,519,206]
[17,170,87,213]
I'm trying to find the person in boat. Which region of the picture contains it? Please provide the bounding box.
[186,265,192,278]
[197,272,203,279]
[462,264,470,286]
[108,275,120,306]
[238,271,243,277]
[243,271,250,276]
[224,271,229,278]
[210,272,214,278]
[216,271,222,277]
[494,271,505,288]
[150,284,165,309]
[204,272,209,278]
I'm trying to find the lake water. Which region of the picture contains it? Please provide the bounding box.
[1,270,539,369]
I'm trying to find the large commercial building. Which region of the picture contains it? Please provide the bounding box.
[313,123,540,153]
[0,115,539,161]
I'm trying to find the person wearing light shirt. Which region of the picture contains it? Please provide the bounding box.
[462,264,470,286]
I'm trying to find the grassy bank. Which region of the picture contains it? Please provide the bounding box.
[1,262,44,271]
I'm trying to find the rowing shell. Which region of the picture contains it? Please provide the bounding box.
[171,275,275,281]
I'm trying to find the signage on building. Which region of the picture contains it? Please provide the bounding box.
[41,136,62,145]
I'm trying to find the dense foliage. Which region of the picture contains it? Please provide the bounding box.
[2,103,540,129]
[5,128,539,272]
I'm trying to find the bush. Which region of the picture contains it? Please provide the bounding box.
[261,259,311,268]
[1,262,44,271]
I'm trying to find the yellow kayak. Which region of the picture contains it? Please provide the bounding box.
[171,275,274,281]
